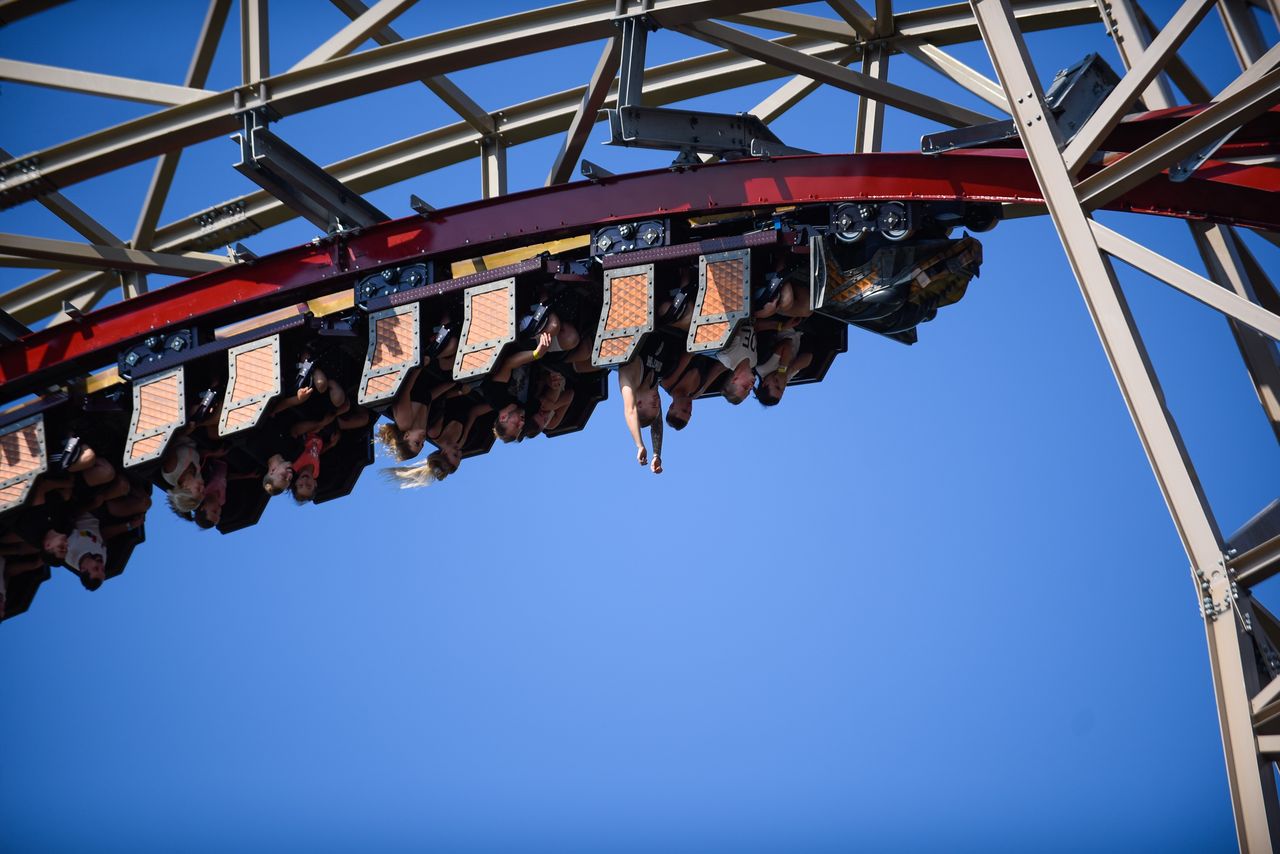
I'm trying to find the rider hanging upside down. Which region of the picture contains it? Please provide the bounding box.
[753,325,812,407]
[383,396,484,488]
[484,295,583,443]
[616,332,685,474]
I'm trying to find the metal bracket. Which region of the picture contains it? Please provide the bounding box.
[592,220,667,257]
[1194,559,1235,623]
[355,262,435,309]
[234,109,388,234]
[1170,131,1239,183]
[580,159,614,182]
[921,53,1120,155]
[615,13,655,110]
[226,242,258,264]
[117,327,201,381]
[606,105,811,162]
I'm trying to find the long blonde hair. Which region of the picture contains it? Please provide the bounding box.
[376,422,417,461]
[381,450,455,489]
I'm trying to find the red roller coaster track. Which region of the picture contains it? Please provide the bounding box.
[1,131,1276,401]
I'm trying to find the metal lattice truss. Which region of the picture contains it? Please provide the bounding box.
[2,0,1280,847]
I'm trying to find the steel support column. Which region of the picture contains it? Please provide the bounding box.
[481,136,507,198]
[240,0,269,85]
[1096,0,1178,108]
[971,0,1280,848]
[1192,223,1280,442]
[854,44,888,153]
[547,37,621,186]
[1099,6,1280,445]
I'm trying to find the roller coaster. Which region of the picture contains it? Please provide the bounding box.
[0,0,1278,848]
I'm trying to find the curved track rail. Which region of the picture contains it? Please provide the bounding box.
[2,141,1276,399]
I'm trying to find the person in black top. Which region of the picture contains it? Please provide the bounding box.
[616,332,684,474]
[0,489,74,564]
[660,351,718,432]
[383,395,483,488]
[378,366,453,462]
[753,323,812,407]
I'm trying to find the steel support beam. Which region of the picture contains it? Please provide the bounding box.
[1219,0,1269,67]
[0,58,214,106]
[1092,221,1280,341]
[0,233,230,277]
[292,0,419,71]
[0,254,101,272]
[970,0,1279,849]
[235,116,388,232]
[1102,0,1280,442]
[674,19,994,127]
[0,270,101,324]
[1254,674,1280,715]
[826,0,874,38]
[240,0,269,84]
[1191,223,1280,442]
[1236,535,1280,587]
[132,0,231,257]
[1075,67,1280,210]
[140,35,856,256]
[0,0,785,209]
[547,37,621,186]
[0,146,121,248]
[1126,3,1213,104]
[753,48,861,122]
[1096,0,1179,109]
[328,0,495,135]
[854,44,889,153]
[728,8,862,42]
[897,39,1009,111]
[1065,0,1217,175]
[875,0,894,36]
[481,136,507,199]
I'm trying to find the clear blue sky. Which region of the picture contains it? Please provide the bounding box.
[1,2,1277,851]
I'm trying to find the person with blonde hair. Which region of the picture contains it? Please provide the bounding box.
[375,366,455,461]
[380,394,480,489]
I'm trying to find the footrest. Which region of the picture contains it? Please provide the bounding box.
[219,335,282,437]
[358,303,421,406]
[0,414,47,515]
[592,263,655,367]
[453,278,517,381]
[124,366,185,468]
[687,248,751,354]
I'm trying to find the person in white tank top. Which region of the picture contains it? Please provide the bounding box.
[715,322,758,405]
